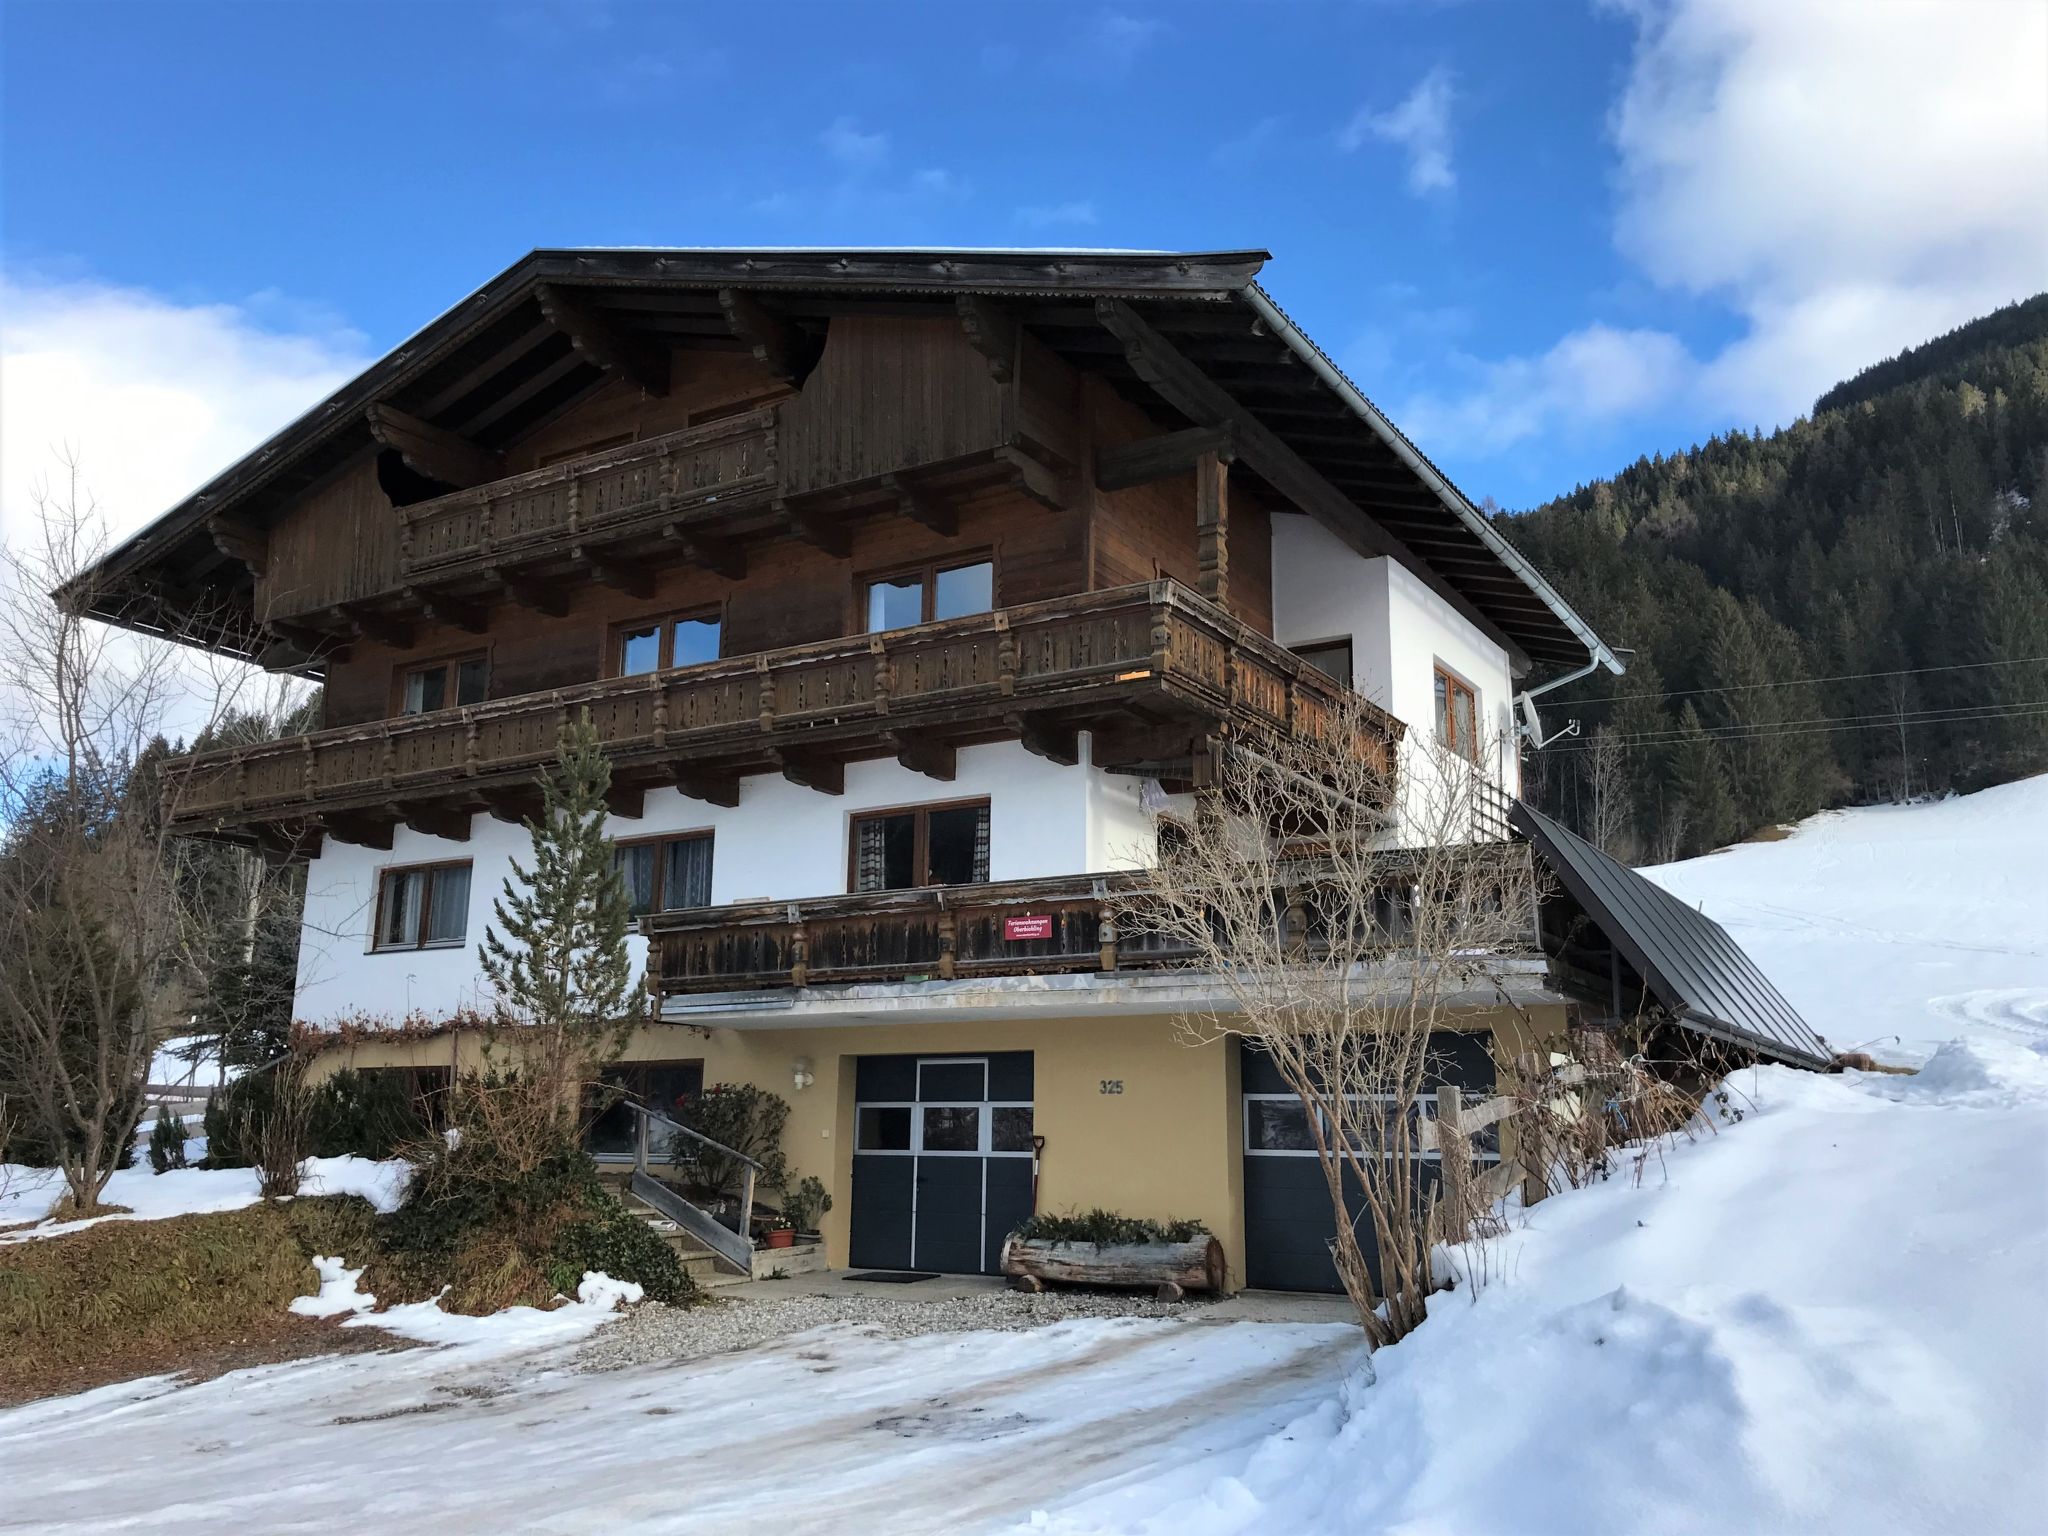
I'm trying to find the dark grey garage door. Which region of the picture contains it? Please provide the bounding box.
[850,1053,1034,1274]
[1241,1033,1497,1293]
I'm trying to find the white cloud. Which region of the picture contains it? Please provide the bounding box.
[1017,201,1099,229]
[1087,12,1167,72]
[820,115,888,169]
[1393,0,2048,458]
[1398,324,1694,458]
[0,272,369,550]
[1341,66,1456,196]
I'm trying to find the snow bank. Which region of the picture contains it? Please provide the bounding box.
[290,1256,376,1318]
[0,1155,411,1241]
[1026,1042,2048,1535]
[340,1271,643,1352]
[1644,773,2048,1063]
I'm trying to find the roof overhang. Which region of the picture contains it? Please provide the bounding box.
[69,246,1619,676]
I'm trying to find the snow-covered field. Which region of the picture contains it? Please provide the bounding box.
[1645,774,2048,1064]
[0,1156,410,1240]
[1,782,2043,1533]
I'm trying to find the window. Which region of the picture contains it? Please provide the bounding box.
[1293,639,1354,690]
[373,862,472,950]
[400,655,488,715]
[863,557,994,631]
[850,801,991,892]
[612,832,714,916]
[614,612,723,677]
[1434,665,1479,761]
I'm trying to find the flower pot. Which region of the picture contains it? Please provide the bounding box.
[764,1228,795,1249]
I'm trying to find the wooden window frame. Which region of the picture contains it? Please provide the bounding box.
[370,859,473,953]
[1434,663,1480,763]
[392,650,489,717]
[612,829,716,914]
[610,603,727,677]
[858,551,998,633]
[846,796,993,892]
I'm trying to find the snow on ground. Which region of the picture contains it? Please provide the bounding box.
[0,1155,411,1241]
[1,782,2044,1532]
[147,1033,243,1092]
[1,1042,2042,1535]
[1643,773,2048,1064]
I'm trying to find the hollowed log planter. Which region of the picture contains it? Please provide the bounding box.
[998,1235,1226,1297]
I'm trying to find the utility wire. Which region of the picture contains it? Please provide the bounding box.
[1540,700,2048,753]
[1557,696,2048,747]
[1552,653,2048,708]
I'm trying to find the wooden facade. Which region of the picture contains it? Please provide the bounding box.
[163,580,1397,857]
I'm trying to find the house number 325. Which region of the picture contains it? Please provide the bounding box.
[1099,1079,1125,1095]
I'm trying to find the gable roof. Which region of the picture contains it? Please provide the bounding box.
[74,247,1619,676]
[1513,801,1833,1069]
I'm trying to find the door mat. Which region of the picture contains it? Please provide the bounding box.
[844,1271,941,1284]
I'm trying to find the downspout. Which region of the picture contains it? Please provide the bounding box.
[1514,656,1606,751]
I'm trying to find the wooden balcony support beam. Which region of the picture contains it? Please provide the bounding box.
[1092,298,1527,668]
[879,473,958,538]
[336,603,412,649]
[403,585,489,634]
[670,768,741,807]
[537,282,669,397]
[661,522,747,581]
[717,288,806,384]
[1195,448,1229,608]
[479,786,544,826]
[604,783,646,819]
[1094,426,1236,493]
[207,515,269,577]
[319,811,395,850]
[573,544,655,601]
[770,748,843,796]
[887,730,956,782]
[955,295,1019,382]
[1006,711,1080,767]
[488,565,569,618]
[777,499,850,559]
[393,802,472,842]
[366,403,502,489]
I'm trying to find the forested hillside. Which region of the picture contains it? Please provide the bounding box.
[1506,294,2048,862]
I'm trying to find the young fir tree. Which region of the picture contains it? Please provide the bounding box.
[146,1101,187,1173]
[478,712,640,1134]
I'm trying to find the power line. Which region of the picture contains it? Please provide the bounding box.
[1578,696,2048,747]
[1540,700,2048,752]
[1552,653,2048,709]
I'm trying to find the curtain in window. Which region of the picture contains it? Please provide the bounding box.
[663,837,713,909]
[970,804,990,883]
[615,845,657,917]
[379,870,422,947]
[854,816,889,892]
[426,865,471,945]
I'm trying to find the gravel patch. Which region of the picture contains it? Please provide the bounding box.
[576,1289,1199,1372]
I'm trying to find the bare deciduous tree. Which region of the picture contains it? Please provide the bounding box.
[1581,726,1634,859]
[0,456,256,1213]
[1120,701,1541,1355]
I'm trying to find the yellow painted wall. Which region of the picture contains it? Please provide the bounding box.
[316,1001,1564,1290]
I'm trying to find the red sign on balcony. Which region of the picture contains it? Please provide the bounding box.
[1003,914,1054,941]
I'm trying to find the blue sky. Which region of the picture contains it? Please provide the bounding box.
[3,0,2043,536]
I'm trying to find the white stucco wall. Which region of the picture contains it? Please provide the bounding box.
[1268,511,1521,837]
[294,737,1158,1025]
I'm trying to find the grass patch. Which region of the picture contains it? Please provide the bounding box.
[0,1196,382,1400]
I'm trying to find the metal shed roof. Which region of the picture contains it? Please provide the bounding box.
[1513,801,1833,1069]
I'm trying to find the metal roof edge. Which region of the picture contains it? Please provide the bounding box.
[1240,283,1624,681]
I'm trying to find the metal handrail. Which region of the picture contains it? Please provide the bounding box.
[624,1100,758,1268]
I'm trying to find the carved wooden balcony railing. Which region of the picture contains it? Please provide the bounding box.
[394,409,777,584]
[160,580,1401,856]
[643,871,1197,995]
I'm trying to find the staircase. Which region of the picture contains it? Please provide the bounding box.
[598,1167,828,1289]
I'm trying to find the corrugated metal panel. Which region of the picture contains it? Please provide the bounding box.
[1513,802,1833,1069]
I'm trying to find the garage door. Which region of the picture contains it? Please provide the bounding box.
[1241,1034,1497,1293]
[849,1052,1035,1274]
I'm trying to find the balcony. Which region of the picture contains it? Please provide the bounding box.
[393,410,778,586]
[162,580,1400,857]
[643,871,1181,995]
